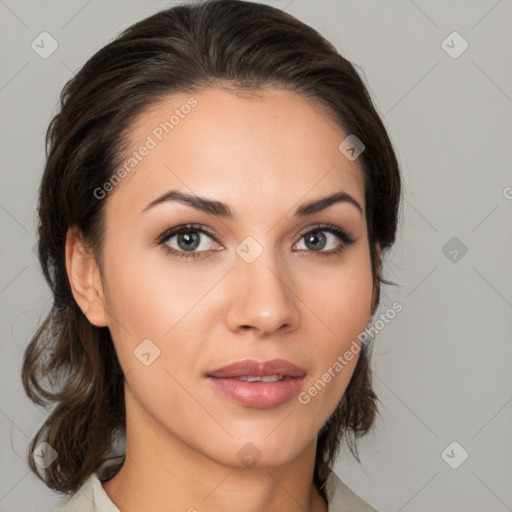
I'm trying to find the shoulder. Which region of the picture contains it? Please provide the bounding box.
[56,469,120,512]
[55,474,96,512]
[325,469,380,512]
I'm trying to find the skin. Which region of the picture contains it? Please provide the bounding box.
[66,87,378,512]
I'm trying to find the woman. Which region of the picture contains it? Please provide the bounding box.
[22,1,402,510]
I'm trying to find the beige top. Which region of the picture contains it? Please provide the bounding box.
[56,456,378,512]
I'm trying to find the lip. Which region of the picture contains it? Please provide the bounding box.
[205,359,307,409]
[205,358,307,379]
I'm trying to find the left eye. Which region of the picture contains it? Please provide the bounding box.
[294,226,353,253]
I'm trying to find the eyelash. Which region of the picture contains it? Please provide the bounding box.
[156,223,356,261]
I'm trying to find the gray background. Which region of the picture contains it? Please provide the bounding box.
[1,0,511,511]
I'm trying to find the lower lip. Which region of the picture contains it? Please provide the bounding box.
[206,376,305,408]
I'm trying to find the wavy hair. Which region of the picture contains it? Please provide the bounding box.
[22,0,402,498]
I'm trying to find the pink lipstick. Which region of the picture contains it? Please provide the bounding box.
[205,359,307,408]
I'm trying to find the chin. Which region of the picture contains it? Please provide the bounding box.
[217,432,315,470]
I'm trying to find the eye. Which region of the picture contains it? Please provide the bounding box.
[157,224,221,261]
[157,223,356,262]
[294,224,355,256]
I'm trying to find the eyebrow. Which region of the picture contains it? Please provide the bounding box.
[140,189,363,217]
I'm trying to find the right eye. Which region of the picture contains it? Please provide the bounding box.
[157,224,223,261]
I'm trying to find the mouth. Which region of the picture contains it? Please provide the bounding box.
[205,358,307,409]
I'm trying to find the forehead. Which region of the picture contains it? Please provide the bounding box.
[108,87,365,215]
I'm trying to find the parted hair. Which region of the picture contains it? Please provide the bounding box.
[22,0,402,498]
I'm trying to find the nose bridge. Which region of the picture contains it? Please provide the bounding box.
[225,235,300,335]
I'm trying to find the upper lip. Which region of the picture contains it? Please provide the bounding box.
[206,359,307,379]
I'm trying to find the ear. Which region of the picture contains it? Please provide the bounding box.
[65,225,109,327]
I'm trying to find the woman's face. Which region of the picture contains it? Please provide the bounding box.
[86,87,375,468]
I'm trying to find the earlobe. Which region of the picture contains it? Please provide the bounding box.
[65,225,109,327]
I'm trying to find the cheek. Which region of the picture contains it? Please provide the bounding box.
[300,245,374,344]
[102,239,214,329]
[99,243,212,371]
[296,247,373,412]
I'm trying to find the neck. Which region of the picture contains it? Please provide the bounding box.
[102,384,328,512]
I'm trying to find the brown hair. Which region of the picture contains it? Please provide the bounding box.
[22,0,402,499]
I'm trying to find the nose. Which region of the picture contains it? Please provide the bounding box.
[225,245,300,337]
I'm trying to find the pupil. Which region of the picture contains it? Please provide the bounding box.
[306,231,325,251]
[178,232,199,251]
